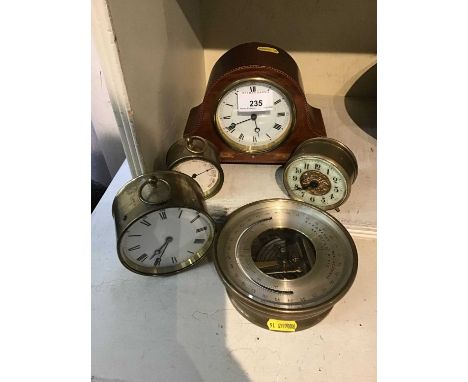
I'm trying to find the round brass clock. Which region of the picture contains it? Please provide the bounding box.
[214,199,358,331]
[166,136,224,199]
[112,171,215,276]
[283,137,358,211]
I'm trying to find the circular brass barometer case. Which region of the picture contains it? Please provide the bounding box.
[214,199,358,332]
[112,171,215,276]
[283,137,358,211]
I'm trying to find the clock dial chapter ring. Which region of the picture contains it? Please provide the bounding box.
[214,77,296,154]
[117,208,215,276]
[170,158,223,199]
[214,199,358,331]
[283,156,351,211]
[283,137,358,210]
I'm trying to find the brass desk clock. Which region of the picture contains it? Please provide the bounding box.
[283,137,358,211]
[166,136,224,199]
[112,171,215,276]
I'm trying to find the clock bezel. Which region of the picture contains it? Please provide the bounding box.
[113,171,216,276]
[214,77,296,154]
[117,207,215,276]
[283,155,351,211]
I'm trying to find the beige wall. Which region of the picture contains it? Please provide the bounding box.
[107,0,206,172]
[91,38,125,178]
[201,0,376,96]
[204,50,376,97]
[102,0,376,173]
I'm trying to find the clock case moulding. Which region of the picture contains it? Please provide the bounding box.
[183,42,327,164]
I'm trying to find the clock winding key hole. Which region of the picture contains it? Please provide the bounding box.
[251,228,316,280]
[310,180,319,189]
[300,170,331,196]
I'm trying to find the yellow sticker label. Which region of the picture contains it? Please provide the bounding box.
[257,46,279,54]
[267,319,297,332]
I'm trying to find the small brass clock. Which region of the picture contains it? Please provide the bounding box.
[283,137,358,211]
[166,136,224,199]
[112,171,215,276]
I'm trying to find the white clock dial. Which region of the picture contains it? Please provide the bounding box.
[285,157,348,209]
[171,159,221,197]
[119,207,214,274]
[215,80,293,153]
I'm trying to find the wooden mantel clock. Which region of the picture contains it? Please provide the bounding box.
[183,42,327,164]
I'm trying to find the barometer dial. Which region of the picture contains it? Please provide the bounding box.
[214,199,358,331]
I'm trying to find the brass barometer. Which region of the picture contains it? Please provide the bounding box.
[214,199,358,331]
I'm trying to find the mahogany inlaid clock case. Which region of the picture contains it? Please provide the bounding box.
[183,42,327,164]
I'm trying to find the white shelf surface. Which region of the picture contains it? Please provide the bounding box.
[92,95,376,382]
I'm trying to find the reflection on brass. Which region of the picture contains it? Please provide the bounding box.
[214,199,359,331]
[139,177,171,204]
[185,136,206,154]
[113,171,214,276]
[251,228,316,280]
[299,170,331,196]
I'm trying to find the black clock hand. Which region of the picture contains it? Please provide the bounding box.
[229,117,251,126]
[254,120,260,136]
[150,237,173,260]
[192,168,212,178]
[153,237,173,266]
[227,113,259,131]
[250,113,260,136]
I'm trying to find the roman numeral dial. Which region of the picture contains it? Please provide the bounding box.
[119,208,215,273]
[215,79,293,153]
